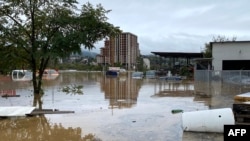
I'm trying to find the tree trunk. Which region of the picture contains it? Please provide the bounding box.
[33,92,43,109]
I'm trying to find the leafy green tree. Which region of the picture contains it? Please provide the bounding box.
[0,0,121,101]
[203,43,212,58]
[136,56,145,72]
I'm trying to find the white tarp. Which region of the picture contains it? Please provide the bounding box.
[0,106,36,117]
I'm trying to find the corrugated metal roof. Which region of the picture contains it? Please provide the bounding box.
[151,52,203,58]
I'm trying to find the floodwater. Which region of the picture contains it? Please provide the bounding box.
[0,71,248,141]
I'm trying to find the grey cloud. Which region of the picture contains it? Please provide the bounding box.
[79,0,250,55]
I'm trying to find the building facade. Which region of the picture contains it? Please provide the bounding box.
[96,32,140,70]
[212,41,250,70]
[194,41,250,95]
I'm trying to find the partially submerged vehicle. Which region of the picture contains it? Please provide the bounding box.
[159,71,182,81]
[105,67,122,77]
[132,71,144,79]
[106,70,119,77]
[159,75,182,81]
[42,69,59,80]
[11,70,33,81]
[145,70,156,79]
[11,69,59,81]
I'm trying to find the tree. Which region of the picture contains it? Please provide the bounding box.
[0,0,121,104]
[203,43,213,58]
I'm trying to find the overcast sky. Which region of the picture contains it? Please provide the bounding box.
[78,0,250,55]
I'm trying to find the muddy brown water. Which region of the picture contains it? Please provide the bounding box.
[0,71,249,141]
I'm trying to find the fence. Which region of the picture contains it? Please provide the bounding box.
[194,70,250,96]
[194,70,250,84]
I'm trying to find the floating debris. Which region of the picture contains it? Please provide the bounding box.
[171,109,183,114]
[60,84,84,95]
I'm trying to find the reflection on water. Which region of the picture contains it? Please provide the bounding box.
[101,73,142,109]
[1,71,247,141]
[152,80,214,108]
[0,116,101,141]
[153,80,194,97]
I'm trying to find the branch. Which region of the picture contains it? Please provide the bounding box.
[3,13,32,43]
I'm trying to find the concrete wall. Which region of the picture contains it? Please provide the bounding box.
[212,42,250,70]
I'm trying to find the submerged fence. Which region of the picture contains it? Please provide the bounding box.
[194,70,250,85]
[194,70,250,96]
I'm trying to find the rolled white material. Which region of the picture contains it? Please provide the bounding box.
[182,108,235,133]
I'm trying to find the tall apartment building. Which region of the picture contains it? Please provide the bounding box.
[97,32,140,70]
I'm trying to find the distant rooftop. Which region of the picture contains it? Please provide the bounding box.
[151,52,203,58]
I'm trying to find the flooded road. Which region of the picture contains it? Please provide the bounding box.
[0,71,248,141]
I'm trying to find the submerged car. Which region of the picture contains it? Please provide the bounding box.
[145,70,156,79]
[132,72,144,79]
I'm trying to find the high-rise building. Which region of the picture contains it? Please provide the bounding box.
[97,32,140,70]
